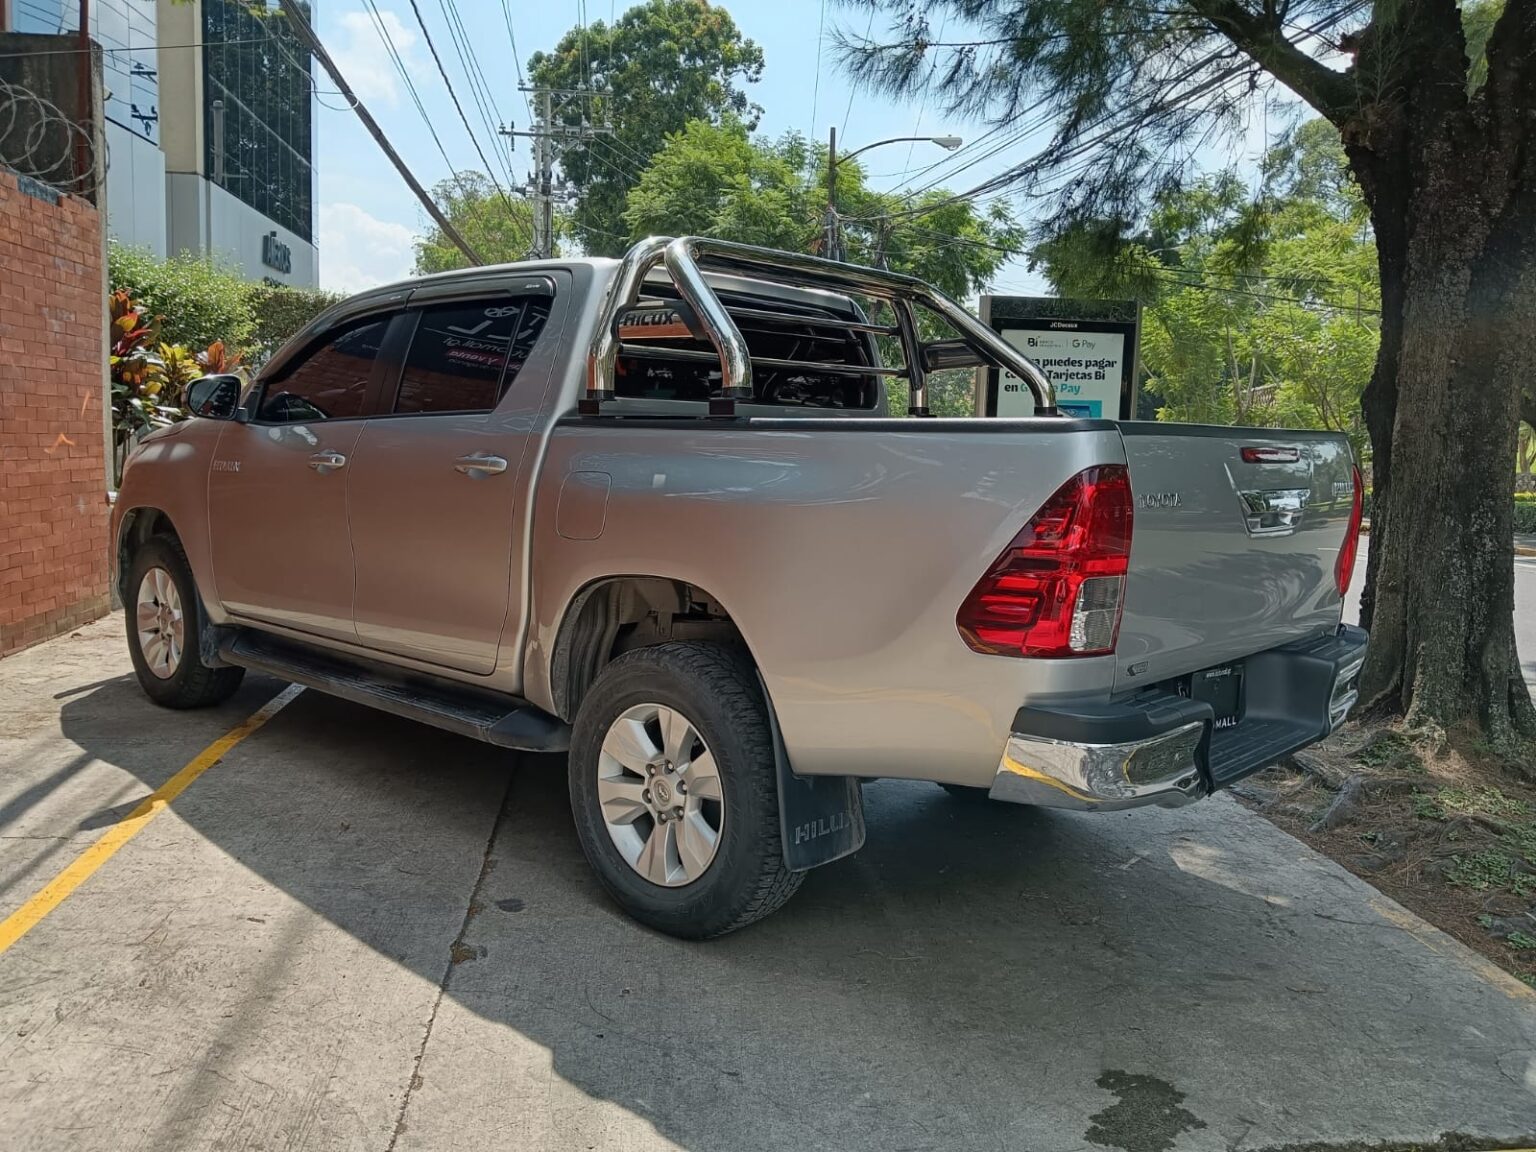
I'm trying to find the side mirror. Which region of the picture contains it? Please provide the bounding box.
[187,374,243,421]
[921,339,986,372]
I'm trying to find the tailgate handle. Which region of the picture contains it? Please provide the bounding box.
[1238,487,1309,536]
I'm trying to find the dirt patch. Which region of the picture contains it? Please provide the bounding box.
[1237,723,1536,989]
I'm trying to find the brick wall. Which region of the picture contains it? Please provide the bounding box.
[0,167,110,656]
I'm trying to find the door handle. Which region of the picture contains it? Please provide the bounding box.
[307,450,347,472]
[454,453,508,476]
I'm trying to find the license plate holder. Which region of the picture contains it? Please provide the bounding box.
[1186,662,1245,729]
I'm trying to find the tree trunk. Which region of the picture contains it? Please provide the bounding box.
[1352,131,1536,767]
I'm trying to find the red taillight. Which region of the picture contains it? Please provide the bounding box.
[1241,445,1301,463]
[1336,463,1363,596]
[957,465,1134,658]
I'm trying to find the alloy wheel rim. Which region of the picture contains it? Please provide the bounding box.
[135,567,184,680]
[597,703,724,887]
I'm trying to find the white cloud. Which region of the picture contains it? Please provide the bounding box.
[318,202,417,295]
[328,10,422,108]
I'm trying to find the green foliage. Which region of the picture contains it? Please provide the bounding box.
[109,243,340,366]
[1411,791,1444,821]
[1507,930,1536,952]
[1032,123,1377,453]
[530,0,764,255]
[108,245,255,352]
[1439,786,1529,820]
[1514,500,1536,534]
[247,283,342,361]
[413,172,542,274]
[109,291,182,477]
[1446,850,1519,891]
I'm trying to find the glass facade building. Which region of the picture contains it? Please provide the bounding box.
[202,0,314,244]
[5,0,317,281]
[13,0,160,147]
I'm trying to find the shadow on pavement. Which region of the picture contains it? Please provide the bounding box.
[47,675,1536,1152]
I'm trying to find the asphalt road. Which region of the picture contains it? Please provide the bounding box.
[1346,539,1536,690]
[0,611,1534,1152]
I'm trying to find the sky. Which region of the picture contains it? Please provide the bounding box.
[306,0,1281,298]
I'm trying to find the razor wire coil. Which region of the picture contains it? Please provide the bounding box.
[0,75,99,197]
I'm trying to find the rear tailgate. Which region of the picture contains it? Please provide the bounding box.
[1114,424,1356,693]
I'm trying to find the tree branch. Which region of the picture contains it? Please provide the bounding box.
[1482,0,1536,178]
[1186,0,1354,122]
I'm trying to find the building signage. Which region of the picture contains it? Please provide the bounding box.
[976,296,1140,420]
[261,230,292,275]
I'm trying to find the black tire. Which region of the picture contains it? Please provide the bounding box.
[125,536,245,709]
[568,642,802,939]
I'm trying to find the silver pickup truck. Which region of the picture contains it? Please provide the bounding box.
[111,237,1367,938]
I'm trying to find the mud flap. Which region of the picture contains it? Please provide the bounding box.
[758,673,865,871]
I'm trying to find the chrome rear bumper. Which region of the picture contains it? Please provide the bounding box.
[991,723,1206,811]
[989,624,1369,811]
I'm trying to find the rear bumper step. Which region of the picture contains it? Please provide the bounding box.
[990,624,1368,810]
[220,631,571,753]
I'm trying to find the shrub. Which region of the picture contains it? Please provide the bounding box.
[248,283,343,363]
[1515,500,1536,534]
[109,245,255,352]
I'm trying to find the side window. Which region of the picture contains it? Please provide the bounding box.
[256,317,389,423]
[392,296,553,415]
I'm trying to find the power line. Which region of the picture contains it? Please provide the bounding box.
[360,0,473,200]
[0,35,274,57]
[406,0,520,216]
[809,0,827,135]
[899,8,948,177]
[277,0,481,264]
[840,7,875,139]
[439,0,519,192]
[498,0,535,127]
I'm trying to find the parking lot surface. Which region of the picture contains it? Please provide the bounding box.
[1,614,1534,1152]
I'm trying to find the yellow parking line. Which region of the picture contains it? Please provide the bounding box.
[0,684,304,956]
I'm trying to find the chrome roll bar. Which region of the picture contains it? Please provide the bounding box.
[583,235,1060,417]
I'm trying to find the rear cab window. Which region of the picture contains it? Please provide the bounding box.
[388,296,553,416]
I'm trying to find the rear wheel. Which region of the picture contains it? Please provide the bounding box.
[126,537,244,708]
[568,642,802,938]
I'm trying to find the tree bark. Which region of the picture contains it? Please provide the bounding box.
[1337,0,1536,768]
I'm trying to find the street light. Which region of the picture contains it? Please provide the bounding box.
[825,130,964,260]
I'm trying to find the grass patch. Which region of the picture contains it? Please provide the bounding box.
[1506,931,1536,952]
[1355,732,1412,768]
[1439,786,1528,819]
[1446,851,1518,890]
[1411,791,1444,821]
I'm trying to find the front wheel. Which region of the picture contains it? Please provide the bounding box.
[125,536,245,709]
[568,642,802,939]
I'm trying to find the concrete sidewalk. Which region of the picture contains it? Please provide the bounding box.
[1,615,1534,1152]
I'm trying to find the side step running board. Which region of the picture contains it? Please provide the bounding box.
[220,631,570,753]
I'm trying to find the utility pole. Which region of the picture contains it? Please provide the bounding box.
[824,126,840,261]
[278,0,483,265]
[501,87,611,260]
[533,89,553,259]
[821,133,962,263]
